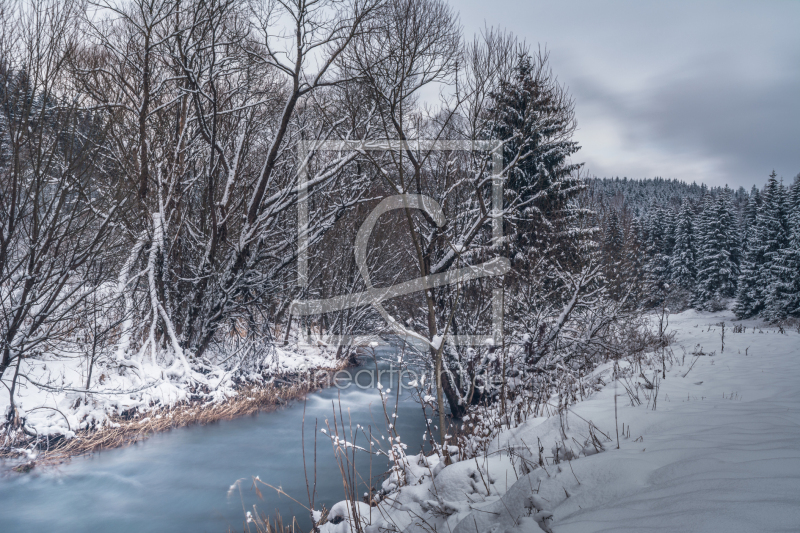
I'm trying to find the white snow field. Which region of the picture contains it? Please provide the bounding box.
[321,310,800,533]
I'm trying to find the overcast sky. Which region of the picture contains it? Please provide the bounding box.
[457,0,799,189]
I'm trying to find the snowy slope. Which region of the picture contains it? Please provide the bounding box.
[320,310,800,532]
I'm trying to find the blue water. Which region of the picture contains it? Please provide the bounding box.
[0,350,430,532]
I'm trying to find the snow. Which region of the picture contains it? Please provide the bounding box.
[0,340,341,446]
[430,335,444,351]
[319,309,800,532]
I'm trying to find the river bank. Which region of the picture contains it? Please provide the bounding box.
[0,345,429,533]
[316,310,800,533]
[2,371,339,468]
[0,340,352,466]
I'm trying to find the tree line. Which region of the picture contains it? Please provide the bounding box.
[593,172,800,321]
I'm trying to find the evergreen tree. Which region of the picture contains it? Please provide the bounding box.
[788,175,800,316]
[695,189,737,308]
[624,215,647,305]
[792,173,800,212]
[735,201,763,318]
[484,52,583,255]
[692,194,712,305]
[670,198,696,291]
[760,172,791,318]
[766,175,800,318]
[725,188,742,269]
[602,208,627,299]
[603,209,625,260]
[661,206,676,284]
[736,172,788,317]
[744,186,760,229]
[644,204,671,298]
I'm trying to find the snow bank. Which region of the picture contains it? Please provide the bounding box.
[1,340,342,450]
[319,310,800,532]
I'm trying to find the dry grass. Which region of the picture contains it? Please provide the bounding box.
[2,365,347,466]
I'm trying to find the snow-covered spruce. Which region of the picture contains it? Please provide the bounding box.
[591,172,800,319]
[315,310,800,533]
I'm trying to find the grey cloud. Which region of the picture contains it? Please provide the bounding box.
[459,0,800,189]
[569,56,800,188]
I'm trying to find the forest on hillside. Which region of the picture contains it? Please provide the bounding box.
[590,172,800,320]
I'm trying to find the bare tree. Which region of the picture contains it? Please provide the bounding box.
[72,0,382,384]
[0,0,122,422]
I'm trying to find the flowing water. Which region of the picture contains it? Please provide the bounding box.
[0,347,430,532]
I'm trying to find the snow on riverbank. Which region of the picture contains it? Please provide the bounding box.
[1,339,340,450]
[320,310,800,532]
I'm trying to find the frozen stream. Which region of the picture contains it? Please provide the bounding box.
[0,347,430,532]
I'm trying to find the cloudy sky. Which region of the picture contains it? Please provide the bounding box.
[458,0,799,189]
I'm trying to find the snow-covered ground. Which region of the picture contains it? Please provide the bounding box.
[320,310,800,532]
[0,340,340,446]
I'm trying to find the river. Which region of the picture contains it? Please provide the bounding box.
[0,346,431,532]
